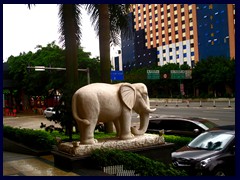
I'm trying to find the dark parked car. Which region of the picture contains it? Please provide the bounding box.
[172,130,235,176]
[146,116,219,137]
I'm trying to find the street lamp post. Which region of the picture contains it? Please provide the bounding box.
[27,66,90,84]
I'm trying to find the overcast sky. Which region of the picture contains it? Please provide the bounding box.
[3,4,101,62]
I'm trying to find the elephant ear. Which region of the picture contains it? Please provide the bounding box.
[120,84,136,109]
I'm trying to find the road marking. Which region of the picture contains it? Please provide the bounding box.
[203,111,233,114]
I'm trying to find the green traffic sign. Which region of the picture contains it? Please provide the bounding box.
[147,70,160,79]
[170,70,186,79]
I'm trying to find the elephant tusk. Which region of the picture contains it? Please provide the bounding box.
[146,107,156,113]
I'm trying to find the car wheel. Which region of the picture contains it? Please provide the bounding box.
[213,169,226,176]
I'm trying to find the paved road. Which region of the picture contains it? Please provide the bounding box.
[132,101,235,126]
[3,114,61,130]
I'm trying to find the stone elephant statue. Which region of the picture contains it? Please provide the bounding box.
[72,82,156,144]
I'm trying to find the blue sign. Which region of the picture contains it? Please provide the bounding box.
[111,71,124,81]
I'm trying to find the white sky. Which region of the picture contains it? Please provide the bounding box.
[3,4,102,62]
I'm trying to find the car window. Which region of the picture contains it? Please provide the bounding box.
[188,131,234,151]
[178,121,200,131]
[160,120,173,130]
[148,120,161,129]
[161,120,200,131]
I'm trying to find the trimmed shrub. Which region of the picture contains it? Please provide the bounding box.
[3,125,56,150]
[90,149,187,176]
[164,135,193,151]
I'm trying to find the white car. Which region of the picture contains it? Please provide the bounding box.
[43,107,56,118]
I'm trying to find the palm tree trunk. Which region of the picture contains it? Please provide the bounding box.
[99,4,114,132]
[60,4,80,140]
[61,4,79,84]
[99,4,111,84]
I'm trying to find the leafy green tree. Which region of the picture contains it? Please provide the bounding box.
[124,63,193,98]
[7,42,100,137]
[192,56,235,97]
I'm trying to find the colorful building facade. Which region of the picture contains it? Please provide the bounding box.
[121,4,235,71]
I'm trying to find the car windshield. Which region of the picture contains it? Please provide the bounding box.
[188,131,234,151]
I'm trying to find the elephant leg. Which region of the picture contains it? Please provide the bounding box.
[77,119,98,144]
[119,108,134,140]
[113,119,120,138]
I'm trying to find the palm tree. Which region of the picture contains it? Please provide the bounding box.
[85,4,130,132]
[28,4,81,139]
[58,4,81,87]
[85,4,130,83]
[28,4,81,88]
[58,4,82,139]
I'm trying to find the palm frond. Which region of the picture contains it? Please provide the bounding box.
[58,4,82,48]
[109,4,131,46]
[85,4,131,46]
[27,4,35,9]
[85,4,99,35]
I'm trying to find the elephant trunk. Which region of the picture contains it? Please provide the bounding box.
[131,113,151,135]
[131,94,156,135]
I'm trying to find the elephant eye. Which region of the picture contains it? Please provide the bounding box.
[142,93,148,98]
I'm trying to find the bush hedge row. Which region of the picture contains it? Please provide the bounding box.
[90,148,187,176]
[3,125,56,150]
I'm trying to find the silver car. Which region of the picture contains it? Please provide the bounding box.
[43,107,56,118]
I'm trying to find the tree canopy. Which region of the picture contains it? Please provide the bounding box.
[7,42,101,96]
[124,56,235,98]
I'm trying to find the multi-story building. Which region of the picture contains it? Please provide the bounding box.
[121,4,235,71]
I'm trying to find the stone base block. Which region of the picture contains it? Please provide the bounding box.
[52,134,175,170]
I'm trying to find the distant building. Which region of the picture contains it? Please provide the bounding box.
[121,4,235,71]
[111,49,123,71]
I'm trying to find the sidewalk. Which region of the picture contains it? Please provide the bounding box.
[3,151,80,176]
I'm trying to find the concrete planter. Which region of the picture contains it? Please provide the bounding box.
[3,137,51,156]
[52,142,175,171]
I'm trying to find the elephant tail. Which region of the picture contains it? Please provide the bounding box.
[72,94,90,126]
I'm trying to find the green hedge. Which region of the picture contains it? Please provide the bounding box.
[3,125,56,150]
[90,148,187,176]
[164,135,193,151]
[3,125,192,155]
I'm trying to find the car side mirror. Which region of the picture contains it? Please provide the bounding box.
[193,129,199,133]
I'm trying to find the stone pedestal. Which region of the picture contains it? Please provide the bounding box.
[52,134,175,170]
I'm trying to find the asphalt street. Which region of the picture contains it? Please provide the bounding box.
[133,101,236,126]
